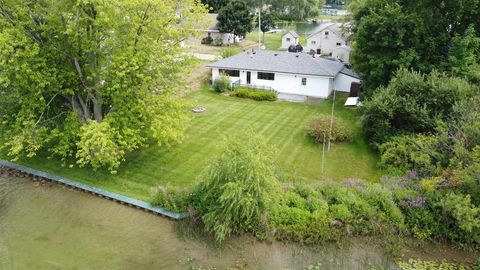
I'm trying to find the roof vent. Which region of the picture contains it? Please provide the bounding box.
[274,53,278,56]
[296,55,299,58]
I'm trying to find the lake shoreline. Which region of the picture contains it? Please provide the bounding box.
[1,162,478,269]
[0,160,188,220]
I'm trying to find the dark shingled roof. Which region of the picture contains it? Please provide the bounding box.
[207,50,346,77]
[340,67,361,79]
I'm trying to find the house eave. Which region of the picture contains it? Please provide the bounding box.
[207,65,337,78]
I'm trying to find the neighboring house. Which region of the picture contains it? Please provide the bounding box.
[332,45,352,64]
[306,23,350,56]
[281,31,300,49]
[202,14,240,45]
[207,50,361,99]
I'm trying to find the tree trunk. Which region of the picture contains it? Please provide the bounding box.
[93,96,103,122]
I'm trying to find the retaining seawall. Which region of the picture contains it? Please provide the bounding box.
[0,160,188,220]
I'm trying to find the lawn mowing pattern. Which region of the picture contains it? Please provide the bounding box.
[9,88,380,200]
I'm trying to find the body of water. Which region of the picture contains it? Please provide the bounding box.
[0,174,471,269]
[277,22,332,35]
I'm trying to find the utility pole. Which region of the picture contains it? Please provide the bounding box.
[258,0,262,49]
[321,133,326,176]
[328,90,336,151]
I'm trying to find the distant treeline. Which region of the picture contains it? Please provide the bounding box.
[201,0,326,21]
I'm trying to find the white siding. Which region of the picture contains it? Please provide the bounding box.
[306,30,348,55]
[306,33,322,52]
[281,33,299,49]
[211,68,241,84]
[212,68,334,98]
[333,73,361,93]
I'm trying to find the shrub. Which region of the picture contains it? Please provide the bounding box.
[435,192,480,245]
[363,69,476,146]
[201,35,213,45]
[190,131,278,242]
[306,115,352,144]
[386,174,480,247]
[379,134,444,177]
[266,180,404,244]
[212,75,231,93]
[221,46,239,58]
[230,87,277,101]
[212,37,223,46]
[151,186,190,212]
[397,259,471,270]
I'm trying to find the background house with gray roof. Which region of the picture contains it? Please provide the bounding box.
[306,23,351,59]
[207,50,361,100]
[281,31,300,49]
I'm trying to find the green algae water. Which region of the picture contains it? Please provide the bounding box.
[0,174,400,269]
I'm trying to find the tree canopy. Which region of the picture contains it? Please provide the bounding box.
[255,10,276,42]
[363,68,477,146]
[201,0,230,13]
[349,0,480,92]
[217,0,253,41]
[0,0,206,172]
[270,0,325,21]
[191,131,278,242]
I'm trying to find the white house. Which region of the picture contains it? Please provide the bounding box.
[201,14,240,45]
[306,23,350,56]
[332,45,352,64]
[281,31,300,49]
[207,50,361,100]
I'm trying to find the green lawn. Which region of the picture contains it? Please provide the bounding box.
[246,32,307,51]
[7,87,380,201]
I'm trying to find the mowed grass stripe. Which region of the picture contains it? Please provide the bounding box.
[12,87,380,200]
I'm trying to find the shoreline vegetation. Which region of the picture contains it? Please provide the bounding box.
[2,154,479,268]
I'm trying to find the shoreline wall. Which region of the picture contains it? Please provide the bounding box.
[0,160,188,220]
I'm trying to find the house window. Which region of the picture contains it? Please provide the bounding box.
[220,69,240,77]
[311,41,316,45]
[286,37,291,42]
[301,78,307,86]
[336,42,342,46]
[258,72,275,81]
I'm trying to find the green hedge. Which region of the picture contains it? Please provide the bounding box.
[230,87,277,101]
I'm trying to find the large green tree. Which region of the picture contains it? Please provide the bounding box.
[201,0,230,13]
[450,26,480,83]
[349,0,480,92]
[217,0,253,42]
[0,0,206,172]
[255,10,276,43]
